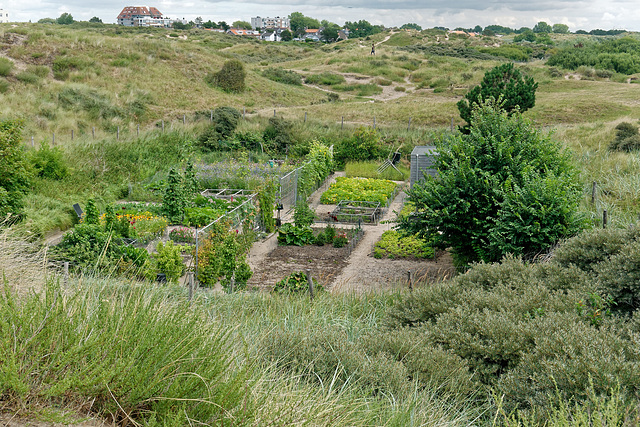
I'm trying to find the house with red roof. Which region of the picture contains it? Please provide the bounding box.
[117,6,170,27]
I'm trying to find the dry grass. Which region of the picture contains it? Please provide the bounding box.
[0,224,50,297]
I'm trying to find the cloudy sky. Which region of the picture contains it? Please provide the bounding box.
[5,0,640,31]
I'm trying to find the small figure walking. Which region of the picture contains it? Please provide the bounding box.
[371,42,376,55]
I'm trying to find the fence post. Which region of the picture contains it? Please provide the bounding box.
[188,271,194,302]
[451,118,454,132]
[117,126,120,140]
[71,129,74,140]
[137,124,140,136]
[183,114,186,125]
[243,107,246,119]
[210,109,213,122]
[230,276,235,293]
[373,116,376,129]
[306,270,315,300]
[92,127,95,139]
[407,117,412,132]
[407,270,413,290]
[64,262,69,285]
[52,132,55,145]
[591,181,597,204]
[304,111,307,122]
[341,116,344,130]
[162,120,165,132]
[31,136,34,147]
[603,210,608,229]
[273,109,276,117]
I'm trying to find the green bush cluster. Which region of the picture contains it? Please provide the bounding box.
[198,107,242,151]
[609,121,640,152]
[28,143,68,180]
[206,59,246,93]
[334,126,382,168]
[548,37,640,74]
[262,67,302,85]
[272,271,320,294]
[0,58,14,76]
[401,102,583,266]
[304,72,346,85]
[0,119,30,222]
[373,230,435,259]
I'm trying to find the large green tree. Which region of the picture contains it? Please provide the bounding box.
[56,13,74,25]
[344,19,382,38]
[289,12,320,38]
[457,63,538,129]
[400,102,583,266]
[0,119,31,221]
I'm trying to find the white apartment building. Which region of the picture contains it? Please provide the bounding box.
[0,9,9,23]
[251,16,290,30]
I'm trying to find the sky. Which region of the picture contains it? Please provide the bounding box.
[4,0,640,32]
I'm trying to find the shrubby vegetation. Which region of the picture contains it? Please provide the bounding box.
[609,121,640,152]
[548,37,640,74]
[401,102,583,266]
[206,59,246,92]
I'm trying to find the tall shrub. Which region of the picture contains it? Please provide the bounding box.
[0,119,30,221]
[400,101,583,266]
[207,59,246,93]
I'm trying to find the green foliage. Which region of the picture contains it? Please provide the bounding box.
[548,37,640,74]
[207,59,246,93]
[332,231,348,248]
[184,206,225,227]
[169,227,195,244]
[151,241,184,283]
[476,45,532,61]
[0,58,14,77]
[263,116,293,153]
[277,223,314,246]
[258,179,276,233]
[83,198,100,225]
[344,19,382,38]
[457,63,538,129]
[29,143,68,180]
[401,102,582,265]
[304,72,346,86]
[56,12,75,25]
[576,293,615,327]
[610,121,640,152]
[58,84,123,120]
[334,127,383,168]
[54,224,117,269]
[262,67,302,85]
[272,271,319,293]
[400,23,422,31]
[320,177,397,205]
[0,119,30,221]
[293,201,315,228]
[198,107,242,151]
[289,12,320,38]
[323,224,336,242]
[594,240,640,312]
[298,141,334,198]
[373,230,435,259]
[0,282,247,425]
[103,204,116,232]
[162,168,186,224]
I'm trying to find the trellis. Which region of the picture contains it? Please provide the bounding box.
[330,201,382,225]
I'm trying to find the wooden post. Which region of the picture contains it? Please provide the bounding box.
[407,270,413,291]
[451,118,454,132]
[243,107,246,119]
[273,109,276,117]
[183,114,186,125]
[92,127,95,139]
[341,116,344,129]
[64,262,69,285]
[188,271,194,302]
[304,111,307,122]
[31,136,34,147]
[373,116,376,129]
[210,109,213,122]
[306,270,315,300]
[603,210,608,229]
[591,181,597,204]
[137,124,140,136]
[407,117,412,132]
[162,120,165,132]
[117,126,120,140]
[52,132,55,145]
[230,276,235,293]
[71,129,74,140]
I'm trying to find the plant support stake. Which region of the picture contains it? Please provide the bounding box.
[592,181,597,204]
[306,270,314,300]
[603,210,608,228]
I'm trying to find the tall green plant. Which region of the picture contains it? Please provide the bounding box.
[400,101,583,265]
[258,180,276,233]
[162,168,186,224]
[457,63,538,130]
[0,119,30,222]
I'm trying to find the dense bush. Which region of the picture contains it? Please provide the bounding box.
[262,67,302,85]
[57,84,123,120]
[334,127,383,168]
[610,121,640,152]
[206,59,246,92]
[262,116,293,153]
[0,58,14,76]
[272,271,319,294]
[0,119,30,221]
[304,72,346,85]
[149,241,184,283]
[277,223,314,246]
[548,37,640,74]
[400,102,583,266]
[29,143,68,180]
[373,230,435,259]
[457,63,538,130]
[198,107,242,151]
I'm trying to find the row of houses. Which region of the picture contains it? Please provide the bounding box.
[0,9,9,23]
